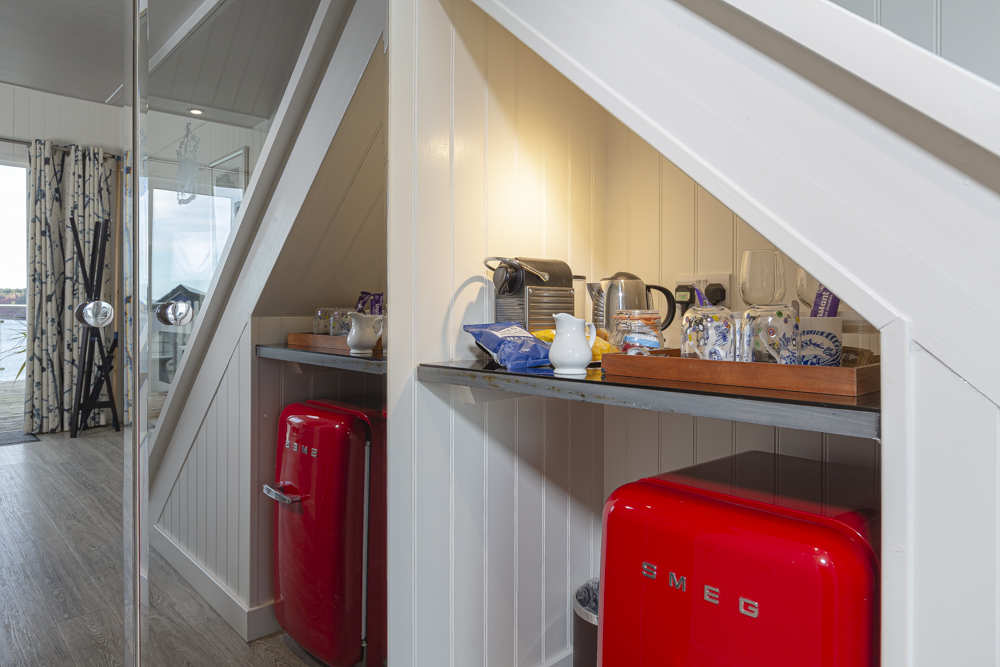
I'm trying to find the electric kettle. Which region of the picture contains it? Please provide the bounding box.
[587,272,676,333]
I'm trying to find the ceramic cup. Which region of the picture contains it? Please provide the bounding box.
[799,316,842,366]
[347,312,383,356]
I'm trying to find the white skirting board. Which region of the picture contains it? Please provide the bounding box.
[151,525,280,641]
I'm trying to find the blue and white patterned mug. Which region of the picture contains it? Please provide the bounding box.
[799,316,842,367]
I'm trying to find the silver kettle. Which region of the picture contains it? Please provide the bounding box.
[587,272,677,333]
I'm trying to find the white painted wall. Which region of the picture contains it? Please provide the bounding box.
[387,8,611,666]
[0,83,121,158]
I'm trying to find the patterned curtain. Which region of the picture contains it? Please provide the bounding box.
[24,140,116,433]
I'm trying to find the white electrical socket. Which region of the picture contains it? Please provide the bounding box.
[674,273,733,310]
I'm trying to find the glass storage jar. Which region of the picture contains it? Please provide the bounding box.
[609,310,663,353]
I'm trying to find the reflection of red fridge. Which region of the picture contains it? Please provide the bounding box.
[267,400,386,667]
[600,451,880,667]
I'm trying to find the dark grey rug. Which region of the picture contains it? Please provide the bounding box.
[0,430,38,446]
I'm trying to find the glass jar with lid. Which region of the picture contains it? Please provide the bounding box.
[609,310,663,353]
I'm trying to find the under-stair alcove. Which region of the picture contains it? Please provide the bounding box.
[386,2,885,665]
[147,6,388,642]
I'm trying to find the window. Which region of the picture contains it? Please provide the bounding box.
[0,162,27,383]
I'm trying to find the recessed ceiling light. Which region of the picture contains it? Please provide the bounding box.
[189,108,203,115]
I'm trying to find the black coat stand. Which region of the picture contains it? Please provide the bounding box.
[69,214,120,438]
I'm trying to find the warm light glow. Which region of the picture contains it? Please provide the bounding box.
[189,108,203,115]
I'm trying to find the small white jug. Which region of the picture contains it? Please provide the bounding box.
[347,312,384,356]
[549,313,597,375]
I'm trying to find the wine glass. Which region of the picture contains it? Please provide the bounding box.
[796,267,820,308]
[739,249,786,306]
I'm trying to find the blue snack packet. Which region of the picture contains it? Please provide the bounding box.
[463,322,550,369]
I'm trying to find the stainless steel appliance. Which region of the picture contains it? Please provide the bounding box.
[484,257,582,332]
[587,272,677,334]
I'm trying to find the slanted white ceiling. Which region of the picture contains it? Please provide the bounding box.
[149,0,320,125]
[0,0,124,104]
[0,0,317,122]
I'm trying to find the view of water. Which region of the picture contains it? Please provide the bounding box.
[0,317,26,383]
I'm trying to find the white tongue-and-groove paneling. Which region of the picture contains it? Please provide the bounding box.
[393,0,1000,664]
[390,4,605,665]
[0,83,121,159]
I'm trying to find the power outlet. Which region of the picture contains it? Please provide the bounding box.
[674,273,733,310]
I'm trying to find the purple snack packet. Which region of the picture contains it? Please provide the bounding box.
[810,284,841,317]
[369,292,384,315]
[356,292,371,313]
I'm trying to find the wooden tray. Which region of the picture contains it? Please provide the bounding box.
[287,333,382,354]
[601,353,879,396]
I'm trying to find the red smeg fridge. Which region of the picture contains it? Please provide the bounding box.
[600,451,880,666]
[266,400,387,667]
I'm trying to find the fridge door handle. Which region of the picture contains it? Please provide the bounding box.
[263,482,303,505]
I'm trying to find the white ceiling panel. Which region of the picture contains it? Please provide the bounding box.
[0,0,124,104]
[148,0,319,125]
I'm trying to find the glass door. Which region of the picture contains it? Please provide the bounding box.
[124,0,322,662]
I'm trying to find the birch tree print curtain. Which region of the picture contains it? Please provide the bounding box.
[24,140,116,433]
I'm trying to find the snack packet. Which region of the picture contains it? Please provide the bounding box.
[464,322,550,369]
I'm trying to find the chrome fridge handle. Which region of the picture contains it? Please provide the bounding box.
[263,483,303,505]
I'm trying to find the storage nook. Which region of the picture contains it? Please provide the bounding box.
[386,0,1000,665]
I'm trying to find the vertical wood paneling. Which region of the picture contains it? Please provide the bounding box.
[216,374,229,583]
[486,397,517,667]
[603,406,628,499]
[695,418,734,463]
[658,413,695,473]
[239,327,252,603]
[627,135,660,286]
[413,0,453,663]
[0,84,120,156]
[227,349,240,592]
[453,4,489,664]
[515,48,546,259]
[695,185,734,275]
[543,399,569,660]
[659,158,695,348]
[625,409,658,484]
[568,401,594,591]
[516,396,544,667]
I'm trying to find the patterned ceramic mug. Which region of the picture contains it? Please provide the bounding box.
[799,317,842,367]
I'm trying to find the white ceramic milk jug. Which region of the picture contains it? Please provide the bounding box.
[549,313,597,375]
[347,312,383,356]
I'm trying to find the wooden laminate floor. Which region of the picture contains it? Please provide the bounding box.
[0,427,322,667]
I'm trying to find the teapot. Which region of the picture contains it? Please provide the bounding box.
[549,313,597,375]
[586,272,676,334]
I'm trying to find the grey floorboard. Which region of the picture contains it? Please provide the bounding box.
[0,512,25,567]
[21,534,109,622]
[0,562,75,666]
[49,508,122,579]
[57,607,125,667]
[0,427,317,667]
[1,505,60,543]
